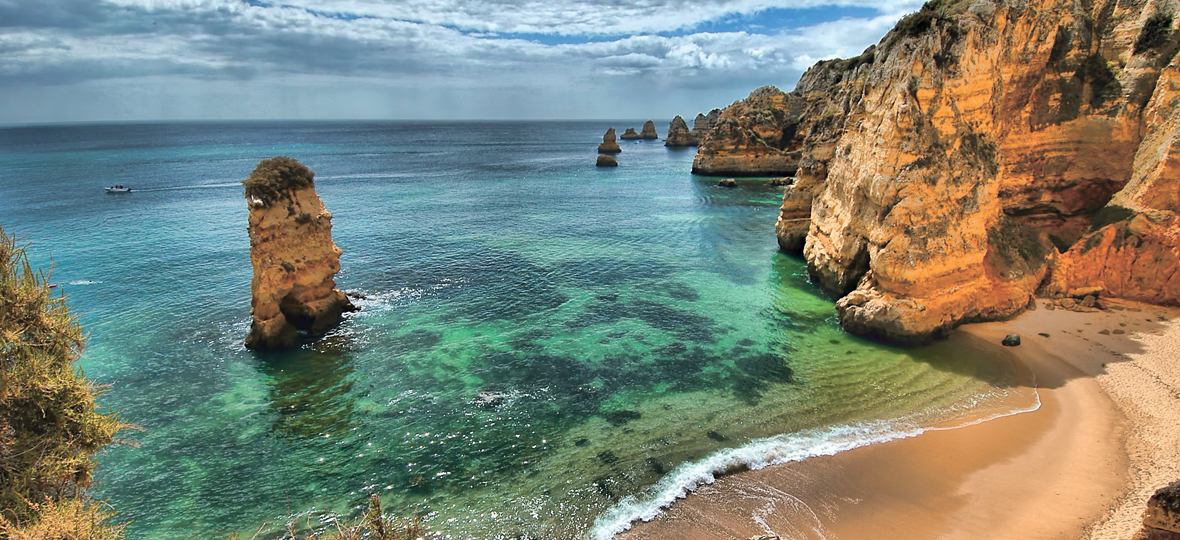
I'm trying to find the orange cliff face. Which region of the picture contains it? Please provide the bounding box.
[703,0,1180,343]
[243,157,355,350]
[691,86,811,176]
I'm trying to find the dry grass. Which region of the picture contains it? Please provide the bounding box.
[231,496,427,540]
[0,226,129,538]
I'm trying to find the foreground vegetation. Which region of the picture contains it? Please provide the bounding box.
[0,226,128,538]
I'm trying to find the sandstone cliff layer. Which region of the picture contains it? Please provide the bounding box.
[244,157,354,350]
[738,0,1180,342]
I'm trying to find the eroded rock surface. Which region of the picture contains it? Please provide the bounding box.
[640,120,659,139]
[243,157,354,350]
[753,0,1179,342]
[1135,480,1180,540]
[666,115,693,147]
[620,127,642,140]
[692,86,811,176]
[598,128,622,154]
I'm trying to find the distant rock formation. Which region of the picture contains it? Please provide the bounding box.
[691,87,808,176]
[620,127,642,140]
[665,116,693,147]
[596,154,618,167]
[691,109,721,143]
[667,111,723,147]
[640,120,659,140]
[243,156,355,350]
[598,128,621,154]
[1135,480,1180,539]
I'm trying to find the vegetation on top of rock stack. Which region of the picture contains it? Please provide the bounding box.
[1134,13,1174,54]
[0,226,127,537]
[242,156,316,207]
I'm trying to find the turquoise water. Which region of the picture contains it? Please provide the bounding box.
[0,122,1036,539]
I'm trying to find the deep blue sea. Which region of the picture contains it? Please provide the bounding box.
[0,121,1036,539]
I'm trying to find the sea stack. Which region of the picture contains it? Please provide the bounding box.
[598,128,621,154]
[620,127,642,140]
[665,116,693,147]
[640,120,659,140]
[243,156,354,350]
[596,154,618,167]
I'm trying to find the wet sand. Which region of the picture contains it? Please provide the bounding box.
[619,300,1180,540]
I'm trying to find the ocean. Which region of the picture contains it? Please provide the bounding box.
[0,121,1037,539]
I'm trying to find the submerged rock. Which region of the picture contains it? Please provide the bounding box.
[243,157,355,350]
[718,178,738,188]
[1002,334,1021,347]
[471,391,508,409]
[597,128,621,154]
[640,120,659,140]
[619,127,642,140]
[596,154,618,167]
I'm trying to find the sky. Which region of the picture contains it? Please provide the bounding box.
[0,0,923,123]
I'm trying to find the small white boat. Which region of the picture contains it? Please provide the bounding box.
[105,186,131,193]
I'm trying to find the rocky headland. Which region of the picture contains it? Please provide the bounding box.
[691,0,1179,343]
[598,128,622,153]
[243,156,355,350]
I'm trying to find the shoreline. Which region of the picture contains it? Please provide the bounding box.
[616,299,1180,540]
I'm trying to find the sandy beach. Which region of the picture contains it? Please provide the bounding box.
[619,299,1180,540]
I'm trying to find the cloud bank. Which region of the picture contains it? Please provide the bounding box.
[0,0,922,123]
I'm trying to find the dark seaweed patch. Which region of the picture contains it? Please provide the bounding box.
[602,410,642,426]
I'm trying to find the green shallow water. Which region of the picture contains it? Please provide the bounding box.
[0,121,1037,539]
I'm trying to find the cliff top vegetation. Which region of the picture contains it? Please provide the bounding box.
[0,226,127,538]
[242,156,316,206]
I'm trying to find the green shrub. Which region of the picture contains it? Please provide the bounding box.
[1134,13,1174,54]
[0,227,127,535]
[242,157,316,207]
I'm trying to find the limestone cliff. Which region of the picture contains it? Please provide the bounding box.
[692,86,816,176]
[756,0,1179,342]
[666,116,694,147]
[243,157,354,350]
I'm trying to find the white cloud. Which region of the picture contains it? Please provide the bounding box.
[0,0,919,122]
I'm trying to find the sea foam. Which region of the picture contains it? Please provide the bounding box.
[590,388,1042,540]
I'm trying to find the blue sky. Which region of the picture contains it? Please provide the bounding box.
[0,0,922,123]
